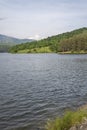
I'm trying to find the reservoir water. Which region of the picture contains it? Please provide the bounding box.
[0,53,87,130]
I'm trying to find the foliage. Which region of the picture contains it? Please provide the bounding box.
[17,47,52,53]
[58,33,87,52]
[9,27,87,53]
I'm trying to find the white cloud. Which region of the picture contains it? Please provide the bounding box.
[29,34,40,40]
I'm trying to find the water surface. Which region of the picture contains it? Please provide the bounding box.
[0,53,87,130]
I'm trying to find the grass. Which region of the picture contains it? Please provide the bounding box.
[45,107,87,130]
[17,46,52,53]
[14,49,87,54]
[58,50,87,54]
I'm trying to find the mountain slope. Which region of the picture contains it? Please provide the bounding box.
[9,27,87,53]
[0,34,34,45]
[0,34,34,52]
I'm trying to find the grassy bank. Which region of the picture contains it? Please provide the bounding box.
[10,50,87,54]
[58,50,87,54]
[45,106,87,130]
[12,46,52,53]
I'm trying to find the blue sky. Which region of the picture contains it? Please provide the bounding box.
[0,0,87,39]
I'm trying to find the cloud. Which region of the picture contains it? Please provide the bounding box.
[0,17,7,21]
[0,0,87,38]
[29,34,40,40]
[0,18,4,20]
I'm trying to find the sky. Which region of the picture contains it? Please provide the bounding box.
[0,0,87,40]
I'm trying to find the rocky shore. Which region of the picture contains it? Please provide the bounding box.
[69,117,87,130]
[45,104,87,130]
[69,105,87,130]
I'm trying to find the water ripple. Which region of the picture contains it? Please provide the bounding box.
[0,54,87,130]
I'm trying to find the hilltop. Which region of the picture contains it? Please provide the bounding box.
[9,27,87,53]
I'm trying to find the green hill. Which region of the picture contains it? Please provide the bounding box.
[9,27,87,53]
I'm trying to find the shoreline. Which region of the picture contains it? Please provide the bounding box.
[8,50,87,54]
[45,104,87,130]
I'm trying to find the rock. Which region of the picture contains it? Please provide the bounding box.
[69,117,87,130]
[69,126,77,130]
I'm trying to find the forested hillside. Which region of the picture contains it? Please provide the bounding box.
[9,27,87,53]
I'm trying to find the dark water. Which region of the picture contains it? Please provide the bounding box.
[0,53,87,130]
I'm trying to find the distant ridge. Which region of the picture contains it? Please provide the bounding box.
[0,34,34,45]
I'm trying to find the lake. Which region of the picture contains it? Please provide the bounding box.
[0,53,87,130]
